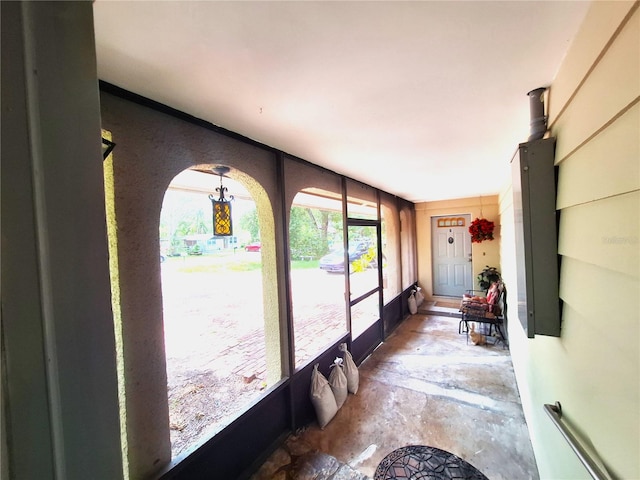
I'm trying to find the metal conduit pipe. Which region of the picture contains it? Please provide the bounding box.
[527,87,548,141]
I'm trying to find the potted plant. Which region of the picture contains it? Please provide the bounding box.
[477,265,501,292]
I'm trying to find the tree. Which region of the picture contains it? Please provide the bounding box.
[239,208,260,242]
[161,189,211,237]
[288,206,342,259]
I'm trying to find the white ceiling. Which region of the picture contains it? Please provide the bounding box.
[93,1,590,203]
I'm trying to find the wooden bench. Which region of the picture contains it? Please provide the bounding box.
[458,281,508,347]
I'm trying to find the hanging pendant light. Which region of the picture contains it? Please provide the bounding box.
[209,166,234,236]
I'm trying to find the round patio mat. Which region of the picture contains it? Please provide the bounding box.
[374,445,488,480]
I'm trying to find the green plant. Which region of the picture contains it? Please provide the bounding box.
[477,265,501,291]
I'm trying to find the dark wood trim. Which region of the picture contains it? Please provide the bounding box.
[98,80,276,154]
[383,294,406,339]
[157,379,290,480]
[351,321,382,366]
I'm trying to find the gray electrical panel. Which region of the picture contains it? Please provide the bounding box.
[511,137,561,338]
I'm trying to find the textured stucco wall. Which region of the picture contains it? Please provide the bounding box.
[101,92,284,479]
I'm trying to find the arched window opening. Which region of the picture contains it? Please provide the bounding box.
[381,196,401,305]
[289,189,347,369]
[160,168,279,458]
[400,206,417,289]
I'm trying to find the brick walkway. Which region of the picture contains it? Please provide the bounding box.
[227,303,345,382]
[162,265,357,383]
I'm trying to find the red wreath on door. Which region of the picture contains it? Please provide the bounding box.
[469,218,495,243]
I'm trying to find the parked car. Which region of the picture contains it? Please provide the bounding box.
[244,242,261,252]
[319,242,373,273]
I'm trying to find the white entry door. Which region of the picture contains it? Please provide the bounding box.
[431,215,472,297]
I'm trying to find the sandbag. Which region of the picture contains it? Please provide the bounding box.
[328,357,348,408]
[408,291,418,314]
[415,286,425,307]
[339,343,359,394]
[310,364,338,429]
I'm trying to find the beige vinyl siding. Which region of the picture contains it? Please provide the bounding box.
[553,9,639,163]
[556,103,639,208]
[559,191,639,277]
[560,256,638,364]
[548,0,638,125]
[501,2,640,479]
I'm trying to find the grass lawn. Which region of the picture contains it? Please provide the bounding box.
[165,252,319,273]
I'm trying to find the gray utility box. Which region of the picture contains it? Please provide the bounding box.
[511,137,561,338]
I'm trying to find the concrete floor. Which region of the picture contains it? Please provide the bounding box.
[251,310,539,480]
